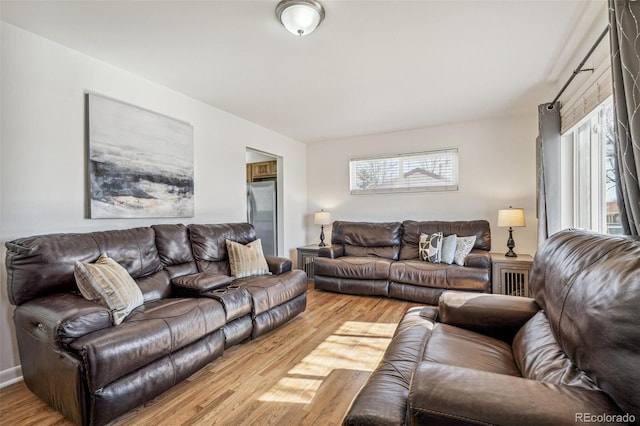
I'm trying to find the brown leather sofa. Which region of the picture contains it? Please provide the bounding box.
[5,223,307,426]
[344,229,640,425]
[314,220,492,304]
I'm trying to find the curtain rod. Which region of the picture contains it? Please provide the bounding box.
[548,25,610,109]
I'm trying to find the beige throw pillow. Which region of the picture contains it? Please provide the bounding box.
[226,239,271,278]
[74,254,144,325]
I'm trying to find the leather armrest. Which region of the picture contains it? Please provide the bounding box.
[13,293,111,348]
[418,306,439,321]
[465,249,491,268]
[172,272,233,294]
[318,245,344,258]
[409,363,624,426]
[265,256,292,274]
[438,291,540,342]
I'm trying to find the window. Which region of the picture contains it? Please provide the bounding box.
[349,149,459,195]
[569,98,621,234]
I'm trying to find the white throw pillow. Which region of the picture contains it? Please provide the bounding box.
[453,236,477,266]
[74,254,144,325]
[226,239,271,278]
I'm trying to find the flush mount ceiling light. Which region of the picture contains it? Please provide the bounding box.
[276,0,325,36]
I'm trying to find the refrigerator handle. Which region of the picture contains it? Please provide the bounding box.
[247,187,255,223]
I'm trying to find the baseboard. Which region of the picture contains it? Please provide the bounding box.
[0,365,23,388]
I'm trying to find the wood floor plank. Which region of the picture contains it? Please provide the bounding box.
[0,288,418,425]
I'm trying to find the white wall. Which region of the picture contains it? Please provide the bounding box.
[306,116,539,256]
[246,149,276,163]
[0,23,307,382]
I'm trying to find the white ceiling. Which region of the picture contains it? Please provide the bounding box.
[1,0,604,143]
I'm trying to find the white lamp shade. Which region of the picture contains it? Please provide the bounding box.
[314,210,331,225]
[277,0,325,36]
[497,208,526,227]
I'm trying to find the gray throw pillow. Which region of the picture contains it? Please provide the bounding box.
[441,234,458,264]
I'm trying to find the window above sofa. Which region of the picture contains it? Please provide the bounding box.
[349,149,459,195]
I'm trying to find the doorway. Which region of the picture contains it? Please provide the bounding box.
[246,148,283,256]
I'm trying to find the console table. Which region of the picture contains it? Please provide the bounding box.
[491,253,534,297]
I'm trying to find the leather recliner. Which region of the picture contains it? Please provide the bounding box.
[344,229,640,425]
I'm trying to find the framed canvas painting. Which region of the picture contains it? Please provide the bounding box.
[86,93,194,218]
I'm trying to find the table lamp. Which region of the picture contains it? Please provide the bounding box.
[497,207,525,257]
[314,209,331,247]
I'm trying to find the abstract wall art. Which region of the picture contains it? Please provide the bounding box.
[86,93,194,218]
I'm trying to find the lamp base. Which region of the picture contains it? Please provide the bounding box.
[505,227,517,257]
[319,225,326,247]
[504,249,517,258]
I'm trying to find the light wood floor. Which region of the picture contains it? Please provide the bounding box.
[0,287,418,426]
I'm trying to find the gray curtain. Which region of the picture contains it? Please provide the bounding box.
[609,0,640,236]
[536,102,561,246]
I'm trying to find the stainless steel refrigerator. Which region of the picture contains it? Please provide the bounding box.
[247,180,277,256]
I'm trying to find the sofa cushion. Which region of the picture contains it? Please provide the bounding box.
[152,224,197,279]
[408,363,623,426]
[389,260,489,291]
[331,221,402,260]
[438,292,539,342]
[70,297,226,392]
[226,239,270,278]
[5,233,101,305]
[74,254,144,325]
[91,227,163,279]
[135,270,172,302]
[236,270,307,316]
[189,223,256,274]
[5,227,162,306]
[513,311,599,390]
[314,256,393,280]
[400,220,491,260]
[422,323,521,376]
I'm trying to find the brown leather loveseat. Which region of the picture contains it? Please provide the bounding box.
[5,223,307,426]
[314,220,492,304]
[344,229,640,425]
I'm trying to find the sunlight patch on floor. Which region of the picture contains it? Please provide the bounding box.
[257,377,323,404]
[334,321,397,338]
[288,335,392,376]
[258,321,397,404]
